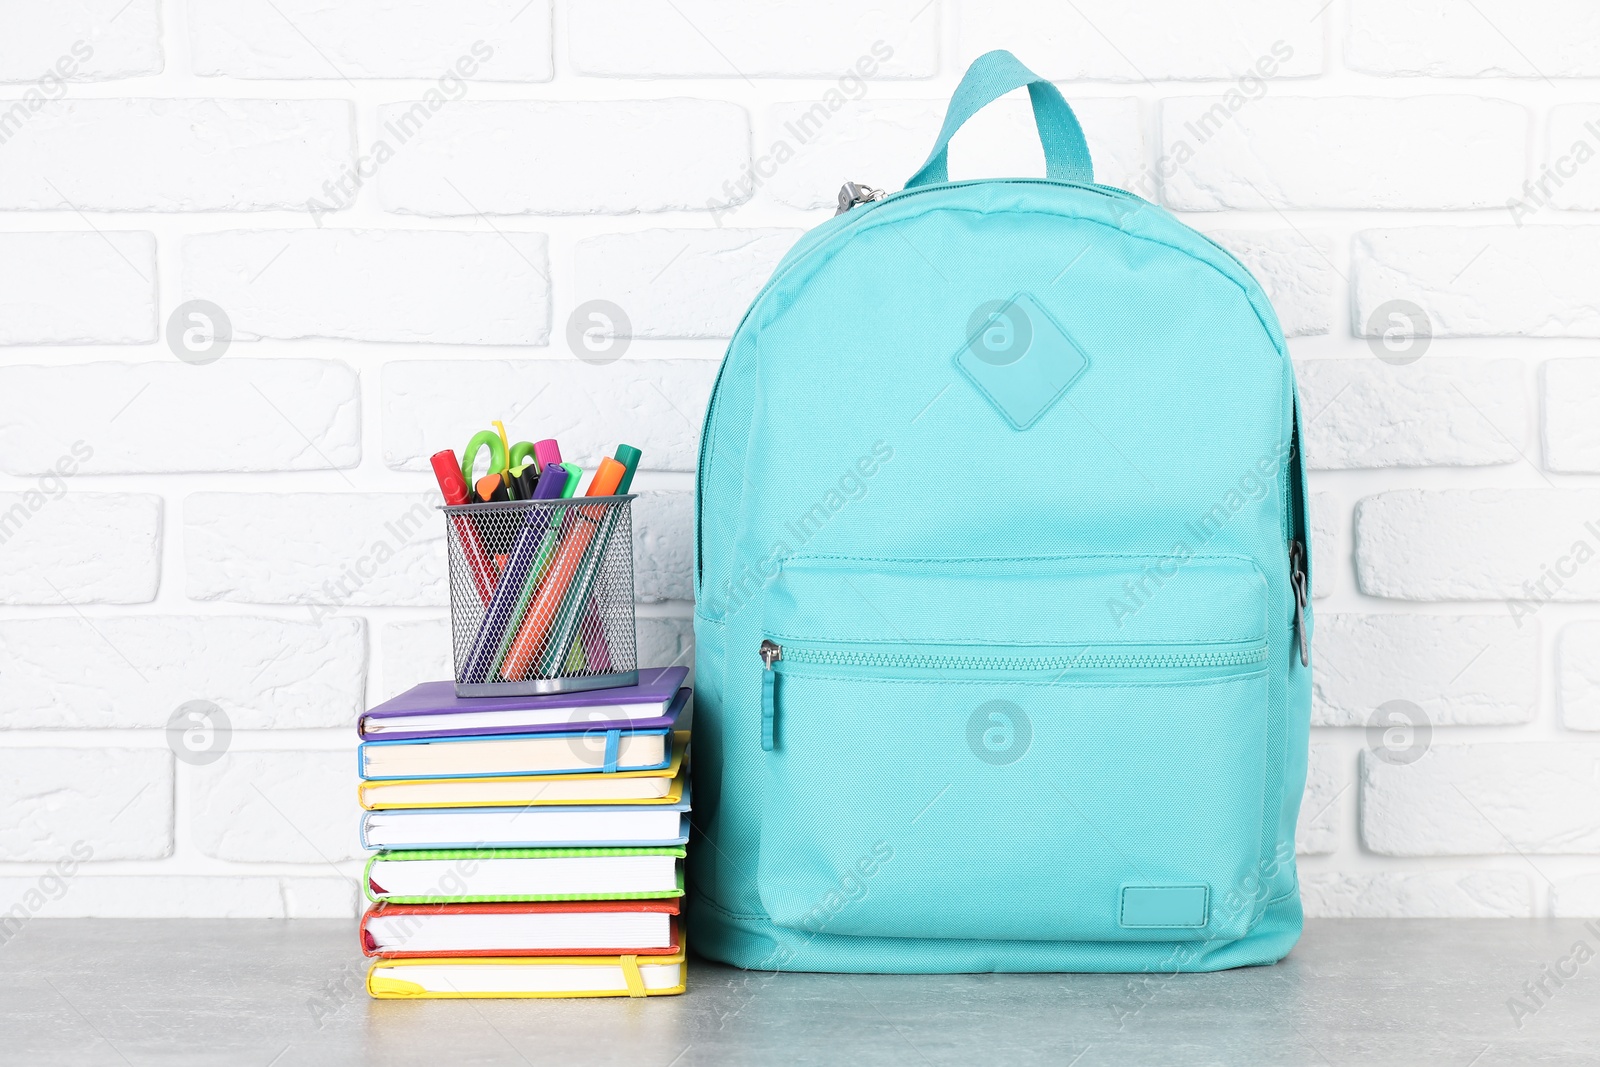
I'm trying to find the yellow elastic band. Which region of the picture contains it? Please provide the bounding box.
[620,955,646,998]
[369,975,428,997]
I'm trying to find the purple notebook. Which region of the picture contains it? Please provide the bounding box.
[359,667,690,740]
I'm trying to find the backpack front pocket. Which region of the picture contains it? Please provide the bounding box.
[755,555,1277,944]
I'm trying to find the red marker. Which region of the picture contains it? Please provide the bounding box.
[430,449,496,606]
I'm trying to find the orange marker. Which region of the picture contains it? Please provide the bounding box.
[474,473,508,504]
[500,459,626,680]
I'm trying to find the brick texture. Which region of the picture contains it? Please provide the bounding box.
[1,4,1589,917]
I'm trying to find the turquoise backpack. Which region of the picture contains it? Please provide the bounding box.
[691,50,1312,973]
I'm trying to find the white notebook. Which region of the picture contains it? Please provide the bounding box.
[366,851,683,901]
[361,804,690,850]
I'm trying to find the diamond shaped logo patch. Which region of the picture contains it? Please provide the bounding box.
[953,291,1090,430]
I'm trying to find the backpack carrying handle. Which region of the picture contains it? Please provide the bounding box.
[904,50,1095,189]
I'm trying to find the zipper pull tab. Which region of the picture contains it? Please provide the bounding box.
[1289,541,1309,667]
[835,181,886,215]
[759,641,781,751]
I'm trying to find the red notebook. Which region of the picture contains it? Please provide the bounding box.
[360,899,681,958]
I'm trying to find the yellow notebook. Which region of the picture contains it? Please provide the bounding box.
[367,946,687,999]
[359,734,687,810]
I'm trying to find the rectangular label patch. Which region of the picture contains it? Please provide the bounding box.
[1120,885,1209,928]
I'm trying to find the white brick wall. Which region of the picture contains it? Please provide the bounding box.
[1353,228,1600,338]
[0,616,366,728]
[182,229,552,345]
[0,493,161,603]
[0,361,360,474]
[572,229,800,338]
[1161,96,1527,210]
[1313,614,1538,726]
[188,1,553,81]
[190,750,356,862]
[376,100,750,215]
[1542,359,1600,471]
[0,749,173,860]
[0,232,156,344]
[0,99,354,211]
[1296,358,1526,468]
[570,1,938,78]
[0,1,163,82]
[2,0,1597,918]
[1344,1,1600,78]
[1362,745,1600,856]
[184,493,443,606]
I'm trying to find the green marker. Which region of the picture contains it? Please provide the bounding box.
[614,444,642,493]
[558,462,582,499]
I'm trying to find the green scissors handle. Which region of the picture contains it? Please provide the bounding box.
[508,441,537,469]
[461,430,507,487]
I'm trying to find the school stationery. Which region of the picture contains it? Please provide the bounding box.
[359,748,686,810]
[554,443,643,676]
[430,448,496,606]
[614,444,642,493]
[444,453,638,694]
[482,469,579,683]
[366,947,687,999]
[556,461,581,497]
[507,460,539,500]
[460,429,506,487]
[531,459,632,677]
[534,439,562,470]
[430,449,471,504]
[500,458,627,681]
[359,670,687,741]
[491,420,512,475]
[458,463,573,686]
[532,506,627,677]
[360,799,690,850]
[474,473,508,504]
[361,900,681,958]
[363,847,686,904]
[461,426,539,499]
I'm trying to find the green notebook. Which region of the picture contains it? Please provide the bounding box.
[363,847,685,904]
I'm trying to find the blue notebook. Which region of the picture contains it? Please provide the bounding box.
[359,689,688,780]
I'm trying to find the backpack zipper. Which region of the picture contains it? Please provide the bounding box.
[759,640,782,750]
[836,181,888,215]
[758,638,1268,751]
[1289,540,1309,667]
[762,641,1267,673]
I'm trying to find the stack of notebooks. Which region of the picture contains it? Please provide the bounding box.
[357,666,692,999]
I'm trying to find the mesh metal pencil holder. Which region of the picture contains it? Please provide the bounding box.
[443,495,637,697]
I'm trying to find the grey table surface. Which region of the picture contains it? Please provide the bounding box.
[1,918,1596,1066]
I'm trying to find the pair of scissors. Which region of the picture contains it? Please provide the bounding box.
[462,421,536,501]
